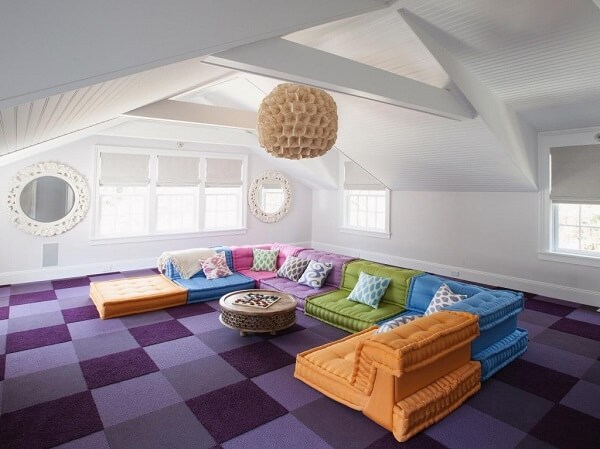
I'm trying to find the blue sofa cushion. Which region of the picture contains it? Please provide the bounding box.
[446,290,524,331]
[165,246,233,280]
[406,274,487,313]
[474,328,529,381]
[175,272,255,303]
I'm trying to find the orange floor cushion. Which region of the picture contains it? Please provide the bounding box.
[90,275,188,319]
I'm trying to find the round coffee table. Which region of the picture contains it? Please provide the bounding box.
[219,289,297,336]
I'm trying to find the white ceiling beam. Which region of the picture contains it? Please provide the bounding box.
[0,0,390,110]
[123,101,257,130]
[399,9,538,187]
[206,38,475,121]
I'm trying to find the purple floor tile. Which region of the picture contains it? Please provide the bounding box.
[220,341,296,378]
[6,323,71,353]
[530,404,600,449]
[196,327,264,353]
[270,328,329,356]
[517,320,547,339]
[294,312,322,328]
[493,358,579,402]
[582,361,600,385]
[308,323,351,341]
[88,273,125,282]
[167,302,214,319]
[0,334,5,353]
[117,309,173,328]
[533,328,600,359]
[560,379,600,419]
[62,305,101,323]
[0,305,7,320]
[466,379,554,432]
[73,329,140,361]
[178,312,223,334]
[144,335,214,369]
[57,294,94,311]
[252,364,323,411]
[187,379,288,444]
[0,391,103,449]
[52,431,111,449]
[162,355,245,400]
[525,298,575,317]
[425,405,526,449]
[105,403,216,449]
[222,413,333,449]
[9,289,57,305]
[0,296,8,307]
[0,353,5,381]
[10,281,53,295]
[567,308,600,325]
[521,341,595,378]
[80,347,159,389]
[129,319,193,347]
[292,397,387,449]
[53,276,91,290]
[0,285,11,297]
[550,317,600,341]
[7,310,65,333]
[67,318,127,340]
[2,363,88,413]
[0,319,7,336]
[514,435,558,449]
[4,341,78,378]
[518,309,562,327]
[55,285,92,300]
[92,372,181,427]
[9,300,61,318]
[366,433,450,449]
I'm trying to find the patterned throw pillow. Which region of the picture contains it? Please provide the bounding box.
[348,272,391,308]
[298,260,333,289]
[201,252,233,280]
[375,315,421,334]
[277,256,310,282]
[424,283,467,315]
[251,248,279,271]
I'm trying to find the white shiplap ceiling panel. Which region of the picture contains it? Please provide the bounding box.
[0,61,230,157]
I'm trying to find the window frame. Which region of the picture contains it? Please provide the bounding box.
[538,129,600,267]
[340,188,391,239]
[92,145,247,243]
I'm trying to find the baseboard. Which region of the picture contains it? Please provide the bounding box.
[0,257,157,285]
[311,241,600,308]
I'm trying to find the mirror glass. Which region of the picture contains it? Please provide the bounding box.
[19,176,75,223]
[257,183,285,213]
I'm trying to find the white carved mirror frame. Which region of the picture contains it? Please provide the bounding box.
[248,171,292,223]
[6,162,90,236]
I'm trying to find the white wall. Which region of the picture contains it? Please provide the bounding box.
[0,135,312,283]
[312,189,600,307]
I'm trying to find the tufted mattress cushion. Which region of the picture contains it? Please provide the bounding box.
[258,276,337,310]
[405,274,488,313]
[296,249,356,288]
[474,328,528,381]
[236,269,276,283]
[446,291,524,331]
[305,290,405,332]
[271,243,307,268]
[90,275,187,319]
[174,272,255,303]
[342,260,422,309]
[229,244,272,271]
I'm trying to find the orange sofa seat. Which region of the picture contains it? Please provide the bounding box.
[90,275,187,319]
[294,310,481,442]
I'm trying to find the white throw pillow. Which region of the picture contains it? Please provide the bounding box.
[424,283,467,316]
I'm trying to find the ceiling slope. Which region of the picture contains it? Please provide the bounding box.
[0,0,390,110]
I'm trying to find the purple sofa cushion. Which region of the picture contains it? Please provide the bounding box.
[296,249,356,288]
[259,276,337,310]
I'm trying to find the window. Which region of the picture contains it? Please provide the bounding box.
[94,147,246,240]
[341,160,390,237]
[541,144,600,263]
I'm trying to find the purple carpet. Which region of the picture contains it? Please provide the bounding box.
[0,273,598,449]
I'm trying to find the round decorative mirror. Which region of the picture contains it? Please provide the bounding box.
[7,162,89,236]
[248,171,291,223]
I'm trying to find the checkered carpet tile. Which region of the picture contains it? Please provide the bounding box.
[0,270,598,449]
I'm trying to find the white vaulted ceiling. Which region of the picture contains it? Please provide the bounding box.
[2,0,600,192]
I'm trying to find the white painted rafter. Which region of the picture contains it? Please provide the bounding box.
[206,38,475,120]
[0,0,391,110]
[399,8,538,187]
[123,100,258,130]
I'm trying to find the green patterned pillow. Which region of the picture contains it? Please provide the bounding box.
[251,248,279,271]
[348,271,391,309]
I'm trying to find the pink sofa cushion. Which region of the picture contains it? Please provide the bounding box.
[229,244,272,271]
[237,269,277,283]
[271,243,307,268]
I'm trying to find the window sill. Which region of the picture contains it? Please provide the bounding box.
[537,251,600,268]
[90,228,247,245]
[339,227,391,239]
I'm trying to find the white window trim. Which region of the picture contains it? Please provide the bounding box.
[92,145,247,242]
[538,127,600,267]
[339,188,391,239]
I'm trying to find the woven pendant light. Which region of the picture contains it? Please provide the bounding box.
[257,83,338,159]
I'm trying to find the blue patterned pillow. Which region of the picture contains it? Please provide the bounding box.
[375,315,420,334]
[348,272,391,308]
[298,260,333,289]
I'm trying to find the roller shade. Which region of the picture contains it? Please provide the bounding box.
[343,161,384,190]
[157,156,200,186]
[551,145,600,204]
[205,158,243,187]
[99,153,150,186]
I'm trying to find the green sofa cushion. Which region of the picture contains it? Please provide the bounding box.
[341,260,421,309]
[305,290,404,333]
